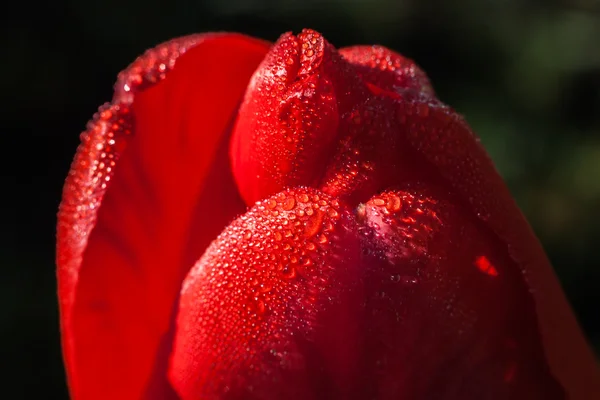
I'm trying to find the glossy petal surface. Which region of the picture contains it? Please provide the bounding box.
[170,184,564,399]
[392,96,600,398]
[353,186,563,399]
[57,34,269,400]
[227,30,598,398]
[171,188,361,399]
[58,28,599,400]
[231,30,367,205]
[334,38,599,398]
[339,45,434,97]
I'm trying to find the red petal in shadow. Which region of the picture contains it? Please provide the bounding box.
[353,186,563,399]
[57,34,269,400]
[393,97,600,398]
[321,95,441,205]
[323,44,600,397]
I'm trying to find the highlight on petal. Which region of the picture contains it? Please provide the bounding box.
[475,255,499,277]
[57,33,269,400]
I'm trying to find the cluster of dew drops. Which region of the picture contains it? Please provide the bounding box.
[60,35,206,264]
[188,188,350,344]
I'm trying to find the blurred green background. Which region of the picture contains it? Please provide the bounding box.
[2,0,599,397]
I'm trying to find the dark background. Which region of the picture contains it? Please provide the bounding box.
[2,0,599,397]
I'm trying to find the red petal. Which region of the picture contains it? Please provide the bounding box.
[354,187,563,399]
[313,42,600,393]
[230,29,367,206]
[339,45,435,97]
[170,188,363,399]
[394,98,600,398]
[322,90,600,397]
[321,94,440,205]
[169,184,566,399]
[57,34,269,400]
[229,29,599,397]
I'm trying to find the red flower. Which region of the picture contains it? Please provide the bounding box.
[57,29,599,400]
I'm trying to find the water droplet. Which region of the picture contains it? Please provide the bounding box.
[258,285,272,293]
[401,276,418,285]
[282,197,296,211]
[281,266,297,280]
[327,208,339,218]
[256,300,266,314]
[304,210,324,237]
[386,194,401,212]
